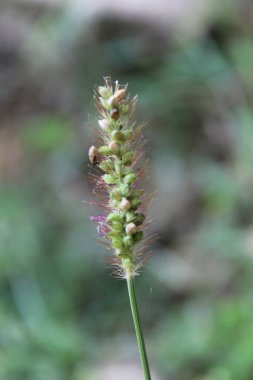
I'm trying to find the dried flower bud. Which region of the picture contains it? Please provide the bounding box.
[126,222,137,234]
[88,145,98,164]
[120,197,131,210]
[109,141,119,152]
[110,109,120,120]
[98,119,110,130]
[114,88,126,101]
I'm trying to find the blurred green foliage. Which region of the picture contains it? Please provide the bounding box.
[1,1,253,379]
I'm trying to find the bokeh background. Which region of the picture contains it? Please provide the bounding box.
[1,0,253,379]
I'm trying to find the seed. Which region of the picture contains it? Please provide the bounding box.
[120,197,131,210]
[125,222,137,234]
[88,145,98,164]
[124,173,136,184]
[109,141,119,152]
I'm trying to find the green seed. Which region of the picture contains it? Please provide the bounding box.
[103,174,116,184]
[131,198,142,209]
[111,130,124,142]
[111,237,123,250]
[124,173,136,184]
[133,231,144,243]
[120,184,131,197]
[126,211,136,223]
[110,199,119,207]
[112,221,124,232]
[99,146,112,155]
[121,104,129,114]
[110,188,122,200]
[123,235,133,248]
[122,151,134,165]
[114,161,122,177]
[99,159,114,172]
[107,212,123,222]
[130,189,144,198]
[134,213,145,225]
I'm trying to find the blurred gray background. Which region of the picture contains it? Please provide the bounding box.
[1,0,253,379]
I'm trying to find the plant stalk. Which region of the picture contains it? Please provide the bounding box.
[127,275,152,380]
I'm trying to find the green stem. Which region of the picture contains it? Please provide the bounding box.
[127,275,152,380]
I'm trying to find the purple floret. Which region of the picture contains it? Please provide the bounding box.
[90,215,107,238]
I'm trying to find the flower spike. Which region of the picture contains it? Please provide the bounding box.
[89,77,149,278]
